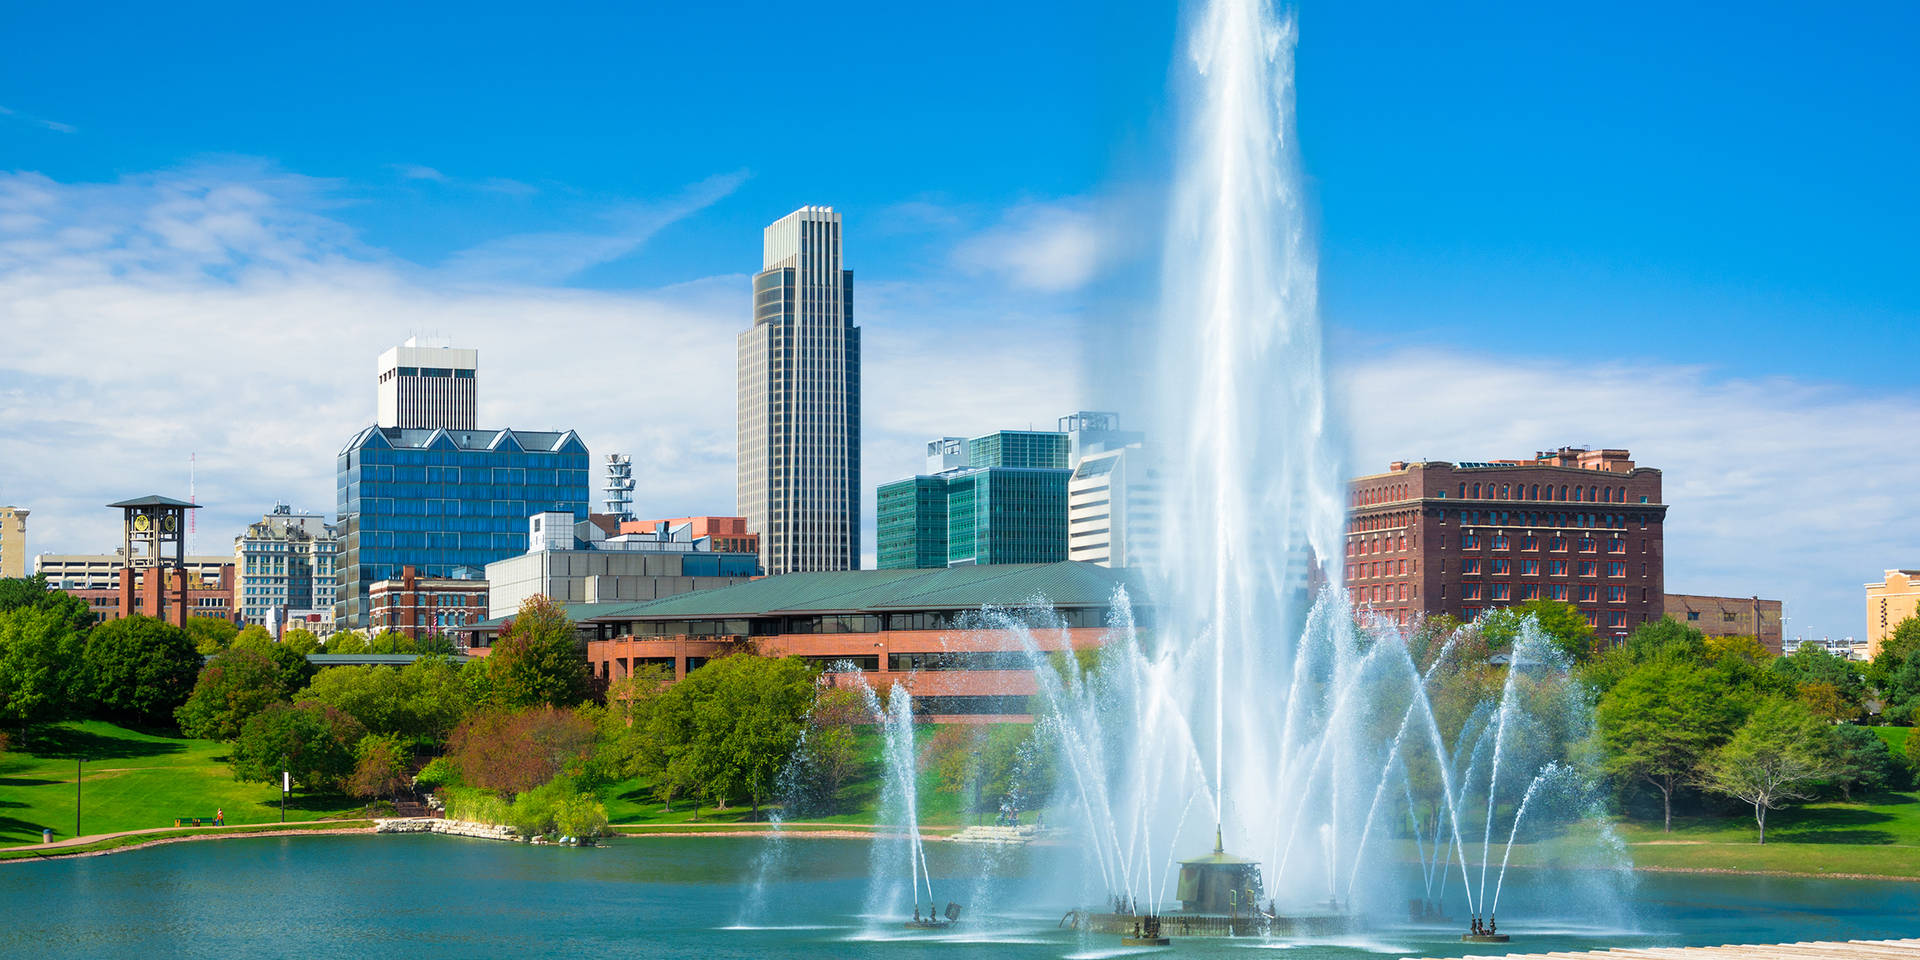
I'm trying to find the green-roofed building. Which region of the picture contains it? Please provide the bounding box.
[472,560,1150,721]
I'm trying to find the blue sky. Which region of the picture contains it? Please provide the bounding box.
[2,1,1917,639]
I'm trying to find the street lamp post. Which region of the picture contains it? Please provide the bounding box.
[280,756,288,824]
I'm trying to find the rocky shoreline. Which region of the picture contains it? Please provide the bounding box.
[374,818,517,841]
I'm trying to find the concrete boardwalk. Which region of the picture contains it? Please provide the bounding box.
[1415,939,1920,960]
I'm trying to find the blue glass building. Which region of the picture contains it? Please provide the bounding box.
[335,426,591,627]
[876,430,1071,570]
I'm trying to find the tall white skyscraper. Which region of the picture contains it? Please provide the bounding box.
[737,206,861,574]
[377,337,478,429]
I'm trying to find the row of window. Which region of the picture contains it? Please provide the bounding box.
[1456,607,1636,629]
[1450,480,1643,504]
[1455,559,1630,577]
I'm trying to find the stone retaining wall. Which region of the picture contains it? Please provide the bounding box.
[375,818,517,841]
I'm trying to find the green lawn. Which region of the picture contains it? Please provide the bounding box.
[1489,789,1920,879]
[0,721,366,845]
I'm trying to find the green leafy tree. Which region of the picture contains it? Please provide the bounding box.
[1881,615,1920,663]
[175,648,297,741]
[1502,599,1596,660]
[482,596,590,708]
[368,630,417,654]
[1828,725,1902,800]
[230,624,276,655]
[231,701,366,791]
[348,733,413,800]
[1773,644,1865,714]
[1700,698,1837,843]
[0,575,95,633]
[1597,659,1736,831]
[1904,727,1920,776]
[0,604,89,732]
[83,615,201,728]
[282,628,321,655]
[184,616,240,654]
[325,632,371,655]
[296,656,469,746]
[648,654,816,817]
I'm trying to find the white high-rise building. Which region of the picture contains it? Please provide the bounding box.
[377,337,478,429]
[1068,444,1161,569]
[737,206,861,574]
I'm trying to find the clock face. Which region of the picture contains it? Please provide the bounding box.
[132,514,152,533]
[161,515,178,534]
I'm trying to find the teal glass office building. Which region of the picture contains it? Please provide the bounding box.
[335,425,590,627]
[876,430,1071,570]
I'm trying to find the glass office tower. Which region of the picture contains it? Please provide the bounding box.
[876,430,1071,569]
[335,425,590,628]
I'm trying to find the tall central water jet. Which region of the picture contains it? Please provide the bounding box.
[1156,0,1342,853]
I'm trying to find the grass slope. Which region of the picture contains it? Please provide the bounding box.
[0,721,365,845]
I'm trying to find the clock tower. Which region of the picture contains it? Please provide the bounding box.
[109,495,201,626]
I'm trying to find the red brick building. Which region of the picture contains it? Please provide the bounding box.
[368,565,489,640]
[118,565,237,625]
[1345,447,1667,643]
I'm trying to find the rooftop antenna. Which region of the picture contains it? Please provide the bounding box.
[189,452,197,555]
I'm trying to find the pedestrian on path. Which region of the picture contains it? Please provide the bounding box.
[215,808,224,826]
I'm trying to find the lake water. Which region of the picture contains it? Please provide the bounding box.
[5,835,1919,959]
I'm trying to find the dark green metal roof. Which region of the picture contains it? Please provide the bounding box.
[305,653,472,666]
[604,561,1145,620]
[107,495,199,508]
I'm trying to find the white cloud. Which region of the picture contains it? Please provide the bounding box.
[389,163,447,182]
[0,105,76,134]
[952,200,1117,293]
[0,163,1084,578]
[1337,349,1920,643]
[439,170,747,284]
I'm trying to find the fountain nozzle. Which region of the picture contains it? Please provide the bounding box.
[1214,824,1223,855]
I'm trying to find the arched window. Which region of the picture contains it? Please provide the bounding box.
[1559,485,1568,501]
[1473,483,1481,498]
[1617,486,1626,503]
[1529,484,1539,500]
[1500,483,1510,499]
[1574,485,1583,502]
[1459,482,1467,498]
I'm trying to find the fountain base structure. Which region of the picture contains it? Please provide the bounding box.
[903,903,962,931]
[1065,831,1352,941]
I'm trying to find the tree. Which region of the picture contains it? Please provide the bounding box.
[230,701,365,792]
[1700,698,1836,843]
[1511,599,1595,661]
[1905,728,1920,777]
[282,628,321,655]
[175,648,296,741]
[368,630,416,654]
[184,616,239,654]
[1774,644,1864,714]
[447,706,595,798]
[0,575,93,633]
[1597,659,1735,831]
[230,624,276,655]
[0,605,89,732]
[647,654,816,817]
[83,615,201,728]
[325,632,370,654]
[1797,681,1859,723]
[348,734,413,800]
[1829,725,1901,801]
[296,657,469,746]
[1881,615,1920,663]
[482,596,590,708]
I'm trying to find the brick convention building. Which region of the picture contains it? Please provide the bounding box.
[1345,447,1667,643]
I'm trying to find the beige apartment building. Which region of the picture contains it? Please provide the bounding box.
[0,506,27,578]
[1866,569,1920,658]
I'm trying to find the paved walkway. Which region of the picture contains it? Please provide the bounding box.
[1,820,345,853]
[1413,938,1920,960]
